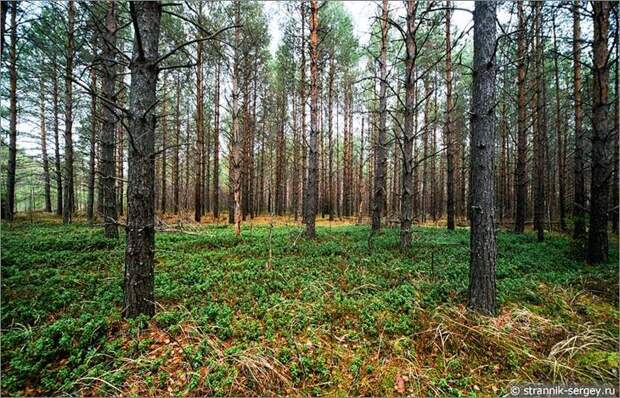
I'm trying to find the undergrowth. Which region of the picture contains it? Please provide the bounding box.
[1,218,618,396]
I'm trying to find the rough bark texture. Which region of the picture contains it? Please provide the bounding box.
[372,0,388,231]
[40,76,52,213]
[213,62,220,220]
[52,62,63,215]
[124,1,161,319]
[100,1,118,239]
[572,0,586,241]
[587,1,611,264]
[468,0,497,315]
[63,0,75,223]
[161,91,168,213]
[87,68,97,223]
[533,2,545,242]
[400,0,417,247]
[195,40,204,223]
[6,0,17,220]
[445,0,455,230]
[173,76,180,214]
[514,1,527,234]
[552,18,566,231]
[231,0,242,235]
[305,0,319,238]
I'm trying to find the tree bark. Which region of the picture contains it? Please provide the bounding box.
[400,0,417,247]
[533,1,545,242]
[572,0,586,241]
[213,62,220,220]
[195,40,204,223]
[231,0,242,235]
[5,0,16,220]
[63,0,75,223]
[40,76,52,213]
[552,17,566,231]
[173,74,180,214]
[161,89,168,214]
[445,1,455,230]
[372,0,388,231]
[305,0,319,238]
[100,0,119,238]
[87,68,97,223]
[124,1,161,319]
[587,1,611,264]
[468,0,497,315]
[514,1,527,233]
[52,61,63,216]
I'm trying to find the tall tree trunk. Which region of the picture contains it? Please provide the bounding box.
[173,75,180,214]
[63,0,75,223]
[552,18,566,231]
[372,0,388,231]
[468,0,497,315]
[195,40,204,222]
[161,89,168,213]
[514,1,527,233]
[231,0,242,235]
[533,1,545,242]
[445,0,455,230]
[613,26,619,235]
[40,76,52,213]
[572,0,586,241]
[305,0,319,238]
[213,63,220,220]
[300,1,307,221]
[422,77,430,222]
[357,117,365,224]
[587,1,611,264]
[87,68,97,223]
[100,0,118,238]
[124,1,161,319]
[327,56,335,220]
[400,0,417,247]
[5,0,17,220]
[52,61,63,215]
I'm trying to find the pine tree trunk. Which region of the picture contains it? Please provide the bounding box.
[327,56,335,221]
[400,0,417,247]
[552,19,566,231]
[533,2,545,242]
[445,0,455,230]
[305,0,319,238]
[40,76,52,213]
[173,76,180,214]
[514,1,527,233]
[231,0,242,235]
[213,63,220,220]
[87,68,97,223]
[468,0,497,315]
[572,0,586,241]
[100,1,118,238]
[195,40,204,222]
[587,1,611,264]
[63,0,75,224]
[161,91,168,214]
[5,0,17,220]
[124,1,161,319]
[52,61,63,216]
[372,0,388,231]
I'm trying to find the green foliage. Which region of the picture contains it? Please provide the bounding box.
[1,221,618,395]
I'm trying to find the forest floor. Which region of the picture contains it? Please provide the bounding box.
[1,214,618,396]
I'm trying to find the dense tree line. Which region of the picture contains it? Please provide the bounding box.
[1,0,617,317]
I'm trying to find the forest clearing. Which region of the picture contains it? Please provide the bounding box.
[1,0,619,396]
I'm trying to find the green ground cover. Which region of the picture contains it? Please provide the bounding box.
[1,219,618,396]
